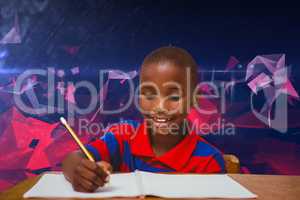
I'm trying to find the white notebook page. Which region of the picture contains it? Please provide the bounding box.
[24,173,140,198]
[140,171,257,199]
[24,171,257,199]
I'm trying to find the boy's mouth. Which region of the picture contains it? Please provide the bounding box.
[147,116,175,131]
[153,117,171,123]
[149,115,172,123]
[145,115,184,135]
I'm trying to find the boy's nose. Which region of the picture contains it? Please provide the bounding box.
[153,99,168,114]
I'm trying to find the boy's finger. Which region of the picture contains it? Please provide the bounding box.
[80,159,99,172]
[80,160,106,178]
[79,159,108,182]
[76,163,105,187]
[92,175,105,187]
[76,164,97,181]
[79,172,105,188]
[73,178,92,193]
[73,183,85,192]
[97,161,113,173]
[95,163,111,182]
[78,176,99,192]
[96,161,112,182]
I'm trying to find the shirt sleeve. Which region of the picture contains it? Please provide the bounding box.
[205,151,226,173]
[85,121,136,171]
[85,131,125,171]
[193,138,226,174]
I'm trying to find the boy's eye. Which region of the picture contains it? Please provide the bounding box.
[142,94,157,100]
[168,95,181,101]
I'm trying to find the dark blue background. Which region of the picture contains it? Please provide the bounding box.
[1,0,299,70]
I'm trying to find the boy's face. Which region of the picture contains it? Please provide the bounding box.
[139,62,193,135]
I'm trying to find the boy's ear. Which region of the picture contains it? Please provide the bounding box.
[191,87,200,108]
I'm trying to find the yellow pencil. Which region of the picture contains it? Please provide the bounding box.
[60,117,95,162]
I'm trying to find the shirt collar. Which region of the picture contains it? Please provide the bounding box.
[130,121,198,171]
[130,122,155,157]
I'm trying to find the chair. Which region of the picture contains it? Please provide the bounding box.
[223,154,240,173]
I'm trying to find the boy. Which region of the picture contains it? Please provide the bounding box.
[62,46,225,192]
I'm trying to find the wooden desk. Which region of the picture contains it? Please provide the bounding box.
[1,174,300,200]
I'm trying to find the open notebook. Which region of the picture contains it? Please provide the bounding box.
[24,171,257,199]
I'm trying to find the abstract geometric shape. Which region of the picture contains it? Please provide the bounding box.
[63,46,80,56]
[0,107,58,171]
[0,169,28,191]
[89,79,110,123]
[56,81,65,95]
[57,70,65,78]
[245,54,299,130]
[247,73,272,94]
[245,54,285,81]
[29,139,39,149]
[0,14,21,44]
[280,80,299,98]
[0,150,33,170]
[0,77,37,95]
[64,83,76,104]
[225,56,240,71]
[44,130,91,168]
[273,67,299,98]
[0,49,8,59]
[198,83,215,95]
[70,66,80,75]
[230,111,269,128]
[32,0,49,12]
[108,70,138,84]
[0,179,14,192]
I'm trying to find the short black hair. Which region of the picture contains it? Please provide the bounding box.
[141,46,198,87]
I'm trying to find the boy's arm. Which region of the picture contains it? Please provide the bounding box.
[193,138,226,174]
[205,152,226,173]
[84,121,138,171]
[62,121,133,190]
[85,130,124,171]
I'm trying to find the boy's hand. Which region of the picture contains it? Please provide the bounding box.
[72,159,112,192]
[62,151,112,193]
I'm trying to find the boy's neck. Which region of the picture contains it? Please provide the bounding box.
[148,125,187,157]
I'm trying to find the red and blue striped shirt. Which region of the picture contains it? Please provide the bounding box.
[86,120,225,173]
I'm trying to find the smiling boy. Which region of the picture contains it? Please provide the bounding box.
[62,46,225,192]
